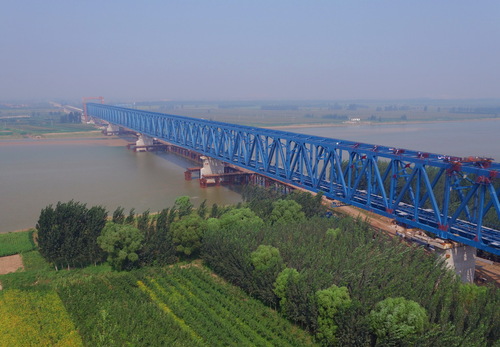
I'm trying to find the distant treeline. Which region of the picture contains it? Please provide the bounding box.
[261,105,299,111]
[450,107,500,115]
[59,112,81,123]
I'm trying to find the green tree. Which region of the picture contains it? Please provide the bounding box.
[171,214,205,256]
[125,208,135,224]
[174,196,193,219]
[197,199,208,218]
[209,203,220,218]
[274,267,300,309]
[368,297,427,344]
[251,245,283,272]
[217,207,264,232]
[269,199,306,226]
[139,208,177,266]
[251,245,285,306]
[97,222,144,270]
[287,190,325,218]
[36,200,107,269]
[112,206,125,224]
[316,284,352,346]
[136,210,150,232]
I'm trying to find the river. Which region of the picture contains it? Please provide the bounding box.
[0,138,242,233]
[1,119,498,233]
[280,119,500,159]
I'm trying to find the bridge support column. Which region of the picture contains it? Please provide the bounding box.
[105,123,120,135]
[200,156,225,184]
[436,245,476,283]
[135,134,154,152]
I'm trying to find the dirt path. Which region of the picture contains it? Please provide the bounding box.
[0,254,24,275]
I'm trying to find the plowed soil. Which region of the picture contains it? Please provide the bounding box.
[0,254,23,275]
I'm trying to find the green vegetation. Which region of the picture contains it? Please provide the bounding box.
[203,187,500,346]
[1,261,315,345]
[0,230,34,256]
[37,200,107,269]
[0,289,83,346]
[1,189,498,346]
[316,285,352,346]
[368,297,427,344]
[97,223,144,270]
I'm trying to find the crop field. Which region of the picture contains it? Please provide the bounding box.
[138,266,313,346]
[55,265,315,346]
[0,230,35,257]
[0,289,83,346]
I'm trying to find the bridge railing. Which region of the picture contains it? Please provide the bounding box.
[87,103,500,255]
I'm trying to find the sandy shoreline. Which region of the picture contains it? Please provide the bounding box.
[0,135,131,147]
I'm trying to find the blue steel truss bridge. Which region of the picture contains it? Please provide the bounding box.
[86,103,500,255]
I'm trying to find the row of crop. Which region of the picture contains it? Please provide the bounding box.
[167,266,312,345]
[57,272,200,346]
[0,230,35,257]
[140,266,314,346]
[169,273,292,345]
[150,274,271,346]
[140,277,243,346]
[0,288,82,346]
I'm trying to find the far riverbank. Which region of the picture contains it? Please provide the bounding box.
[265,116,500,130]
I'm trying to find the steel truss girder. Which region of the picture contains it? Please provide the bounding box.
[87,103,500,255]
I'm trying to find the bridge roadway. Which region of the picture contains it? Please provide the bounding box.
[86,103,500,255]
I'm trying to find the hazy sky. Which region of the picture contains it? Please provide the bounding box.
[1,1,499,102]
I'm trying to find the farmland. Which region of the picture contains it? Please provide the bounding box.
[0,230,35,257]
[0,289,82,346]
[1,248,315,345]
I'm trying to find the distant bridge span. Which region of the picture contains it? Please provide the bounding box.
[86,103,500,255]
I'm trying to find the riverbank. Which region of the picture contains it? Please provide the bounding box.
[265,116,500,130]
[0,134,132,147]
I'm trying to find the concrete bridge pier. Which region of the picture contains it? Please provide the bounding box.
[135,134,155,152]
[105,123,120,135]
[396,228,476,283]
[436,245,476,283]
[200,156,225,184]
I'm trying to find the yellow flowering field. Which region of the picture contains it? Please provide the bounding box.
[0,289,82,346]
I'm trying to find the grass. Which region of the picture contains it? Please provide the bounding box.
[0,230,35,257]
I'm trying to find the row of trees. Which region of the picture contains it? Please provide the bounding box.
[36,197,229,271]
[59,112,81,123]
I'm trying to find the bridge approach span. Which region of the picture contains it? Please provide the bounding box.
[86,103,500,255]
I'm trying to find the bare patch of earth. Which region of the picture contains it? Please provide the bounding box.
[0,254,24,275]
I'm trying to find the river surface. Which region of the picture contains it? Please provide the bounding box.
[280,119,500,159]
[1,119,498,233]
[0,139,242,233]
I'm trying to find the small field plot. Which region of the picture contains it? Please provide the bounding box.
[0,230,35,257]
[137,265,315,346]
[58,266,315,346]
[0,288,83,346]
